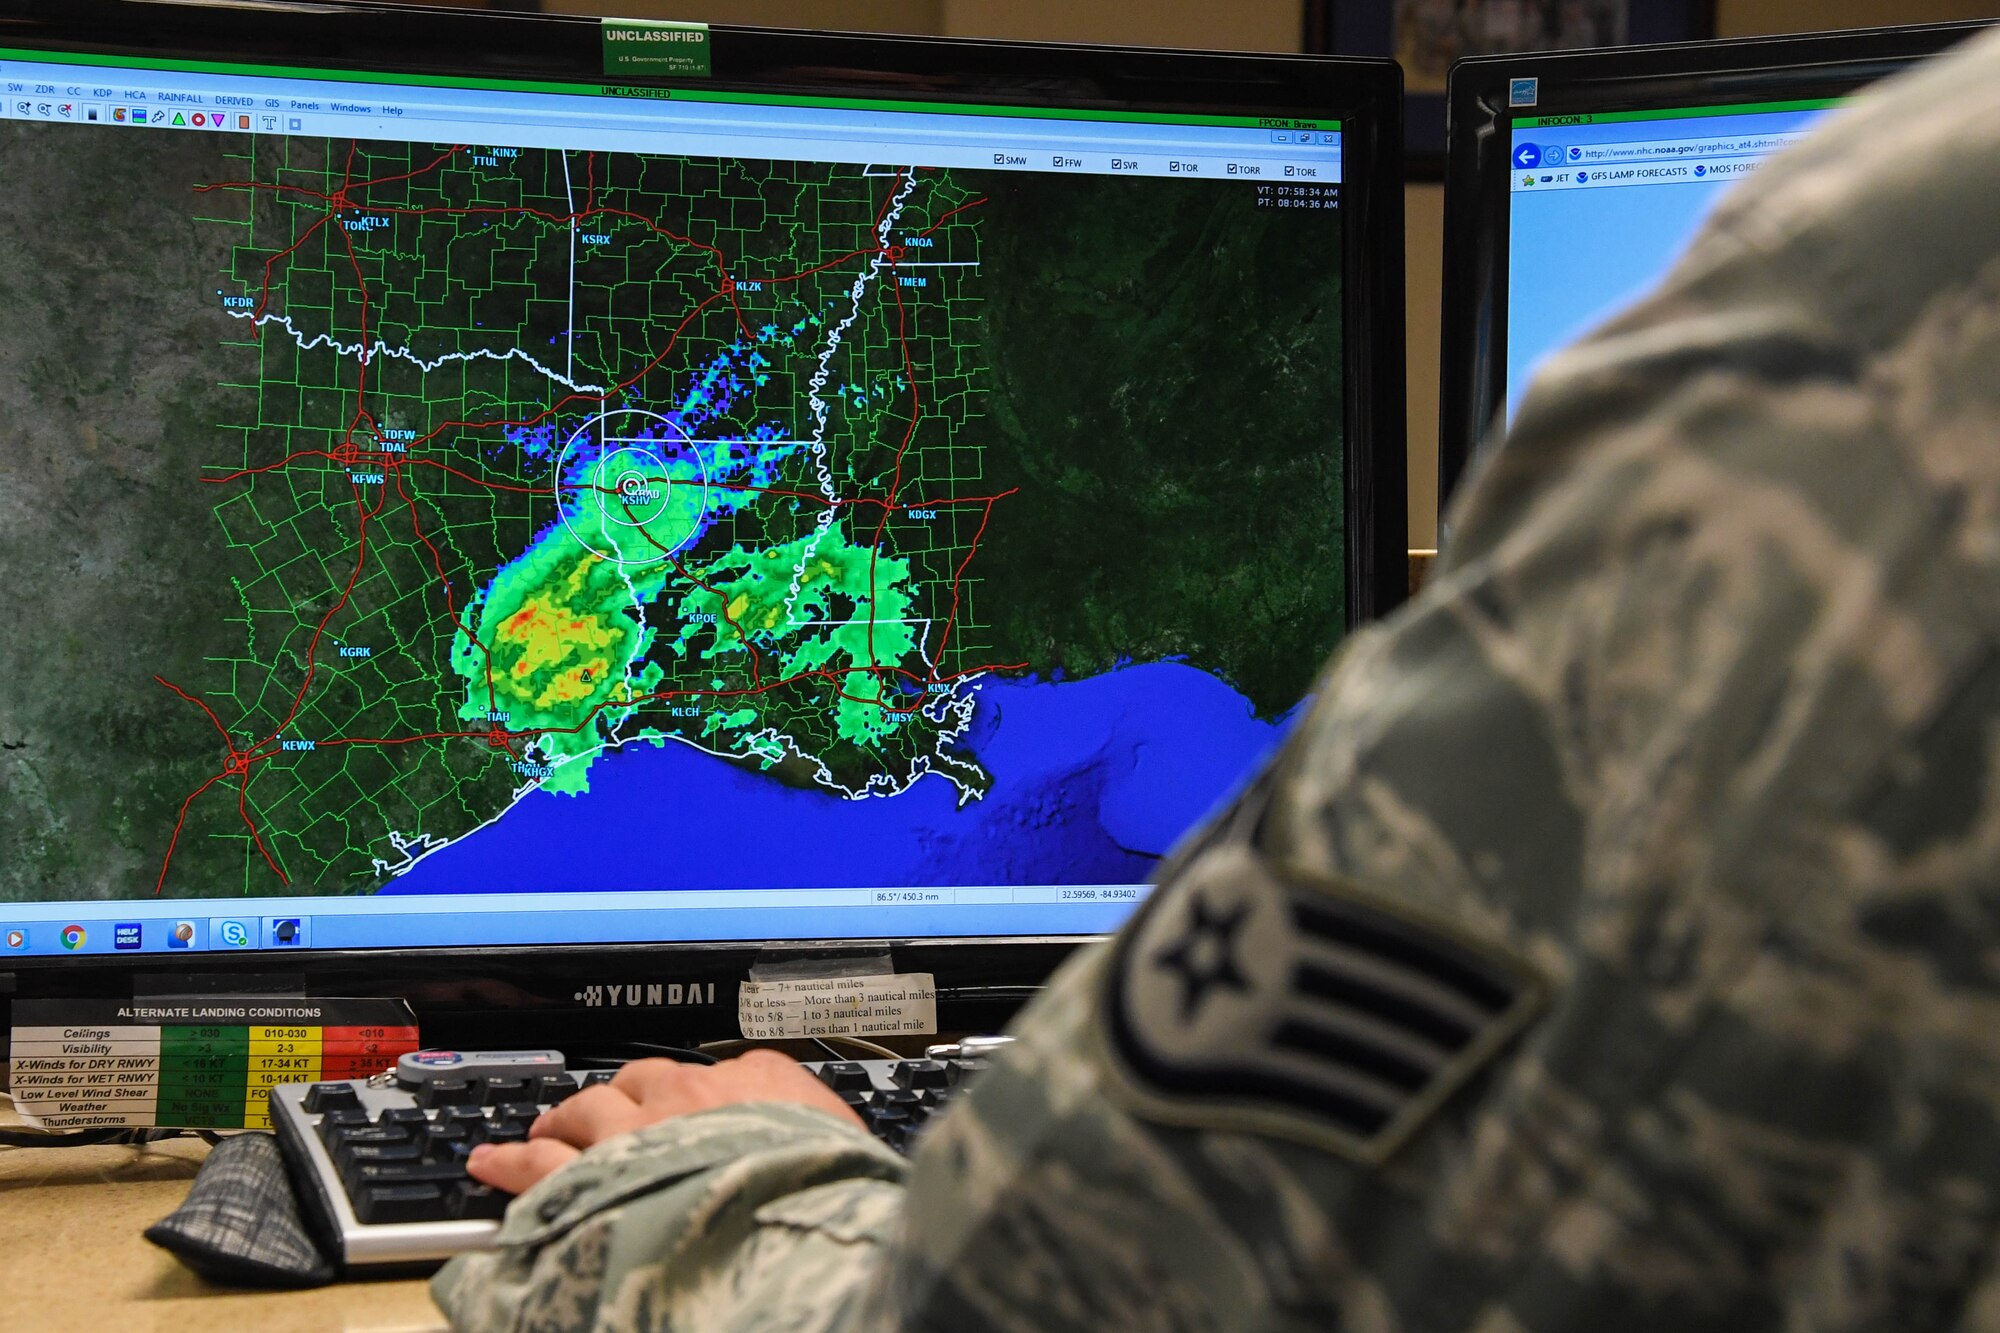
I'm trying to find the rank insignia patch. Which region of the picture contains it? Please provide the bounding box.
[1099,839,1548,1162]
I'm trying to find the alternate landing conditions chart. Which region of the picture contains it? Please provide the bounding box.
[6,997,420,1129]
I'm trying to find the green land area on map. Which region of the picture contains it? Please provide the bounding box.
[0,121,1345,901]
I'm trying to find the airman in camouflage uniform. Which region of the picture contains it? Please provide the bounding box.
[435,27,2000,1331]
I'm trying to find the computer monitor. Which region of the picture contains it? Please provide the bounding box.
[0,0,1406,1047]
[1437,21,1990,512]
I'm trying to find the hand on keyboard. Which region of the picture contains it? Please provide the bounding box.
[468,1049,864,1194]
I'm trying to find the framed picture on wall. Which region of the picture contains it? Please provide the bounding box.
[1306,0,1719,175]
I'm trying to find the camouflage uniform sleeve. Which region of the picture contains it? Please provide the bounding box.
[442,28,2000,1332]
[432,1102,908,1331]
[863,27,2000,1329]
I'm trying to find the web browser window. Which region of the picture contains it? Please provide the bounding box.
[0,50,1351,954]
[1505,98,1835,413]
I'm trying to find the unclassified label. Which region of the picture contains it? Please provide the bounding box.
[602,20,710,78]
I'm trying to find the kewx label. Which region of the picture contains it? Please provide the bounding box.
[602,19,711,78]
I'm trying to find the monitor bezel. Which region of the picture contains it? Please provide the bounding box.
[1436,21,1991,517]
[0,0,1406,1042]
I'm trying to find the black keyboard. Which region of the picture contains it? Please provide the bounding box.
[797,1055,986,1152]
[269,1045,1000,1268]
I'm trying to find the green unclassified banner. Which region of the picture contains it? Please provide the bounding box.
[602,19,711,78]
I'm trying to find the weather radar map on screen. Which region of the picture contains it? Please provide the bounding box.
[0,52,1348,923]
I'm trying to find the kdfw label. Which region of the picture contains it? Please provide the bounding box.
[738,973,938,1040]
[602,20,711,78]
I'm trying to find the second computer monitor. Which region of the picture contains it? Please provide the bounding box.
[1438,21,1992,510]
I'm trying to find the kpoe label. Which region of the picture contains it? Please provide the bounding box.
[602,19,711,78]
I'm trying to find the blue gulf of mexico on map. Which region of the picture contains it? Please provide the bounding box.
[378,661,1295,894]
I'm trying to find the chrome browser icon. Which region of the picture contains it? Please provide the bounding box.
[60,924,86,950]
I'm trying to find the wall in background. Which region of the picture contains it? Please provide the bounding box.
[934,0,1298,49]
[1405,184,1444,548]
[1719,0,2000,36]
[538,0,1298,47]
[538,0,943,24]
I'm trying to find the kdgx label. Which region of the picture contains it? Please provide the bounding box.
[1099,840,1547,1162]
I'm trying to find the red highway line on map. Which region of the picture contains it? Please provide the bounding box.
[153,674,238,747]
[756,246,882,284]
[392,466,506,726]
[332,203,379,441]
[871,171,904,233]
[247,212,334,325]
[668,552,766,687]
[152,771,234,895]
[915,196,988,237]
[237,769,290,885]
[153,677,289,888]
[348,145,465,196]
[193,179,332,203]
[932,494,1003,671]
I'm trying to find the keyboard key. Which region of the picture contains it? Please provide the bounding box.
[481,1077,533,1105]
[349,1161,468,1189]
[316,1109,370,1144]
[816,1062,874,1092]
[535,1074,577,1105]
[354,1183,449,1224]
[303,1083,361,1114]
[890,1060,950,1090]
[495,1101,543,1123]
[439,1106,488,1127]
[482,1121,529,1146]
[868,1088,924,1114]
[434,1137,478,1165]
[581,1070,616,1087]
[377,1106,428,1127]
[338,1140,424,1172]
[325,1125,412,1151]
[448,1181,511,1220]
[417,1078,480,1110]
[421,1124,470,1159]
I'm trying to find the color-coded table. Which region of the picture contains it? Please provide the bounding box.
[8,998,418,1129]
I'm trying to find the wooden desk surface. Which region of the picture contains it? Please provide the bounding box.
[0,1129,447,1333]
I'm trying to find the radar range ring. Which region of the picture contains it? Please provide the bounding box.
[553,408,711,565]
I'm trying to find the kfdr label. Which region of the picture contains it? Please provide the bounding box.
[602,19,711,78]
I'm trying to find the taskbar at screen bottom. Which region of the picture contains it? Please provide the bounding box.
[0,885,1151,957]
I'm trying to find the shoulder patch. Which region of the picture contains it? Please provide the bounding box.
[1097,840,1548,1163]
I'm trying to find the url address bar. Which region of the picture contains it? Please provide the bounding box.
[1565,130,1812,164]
